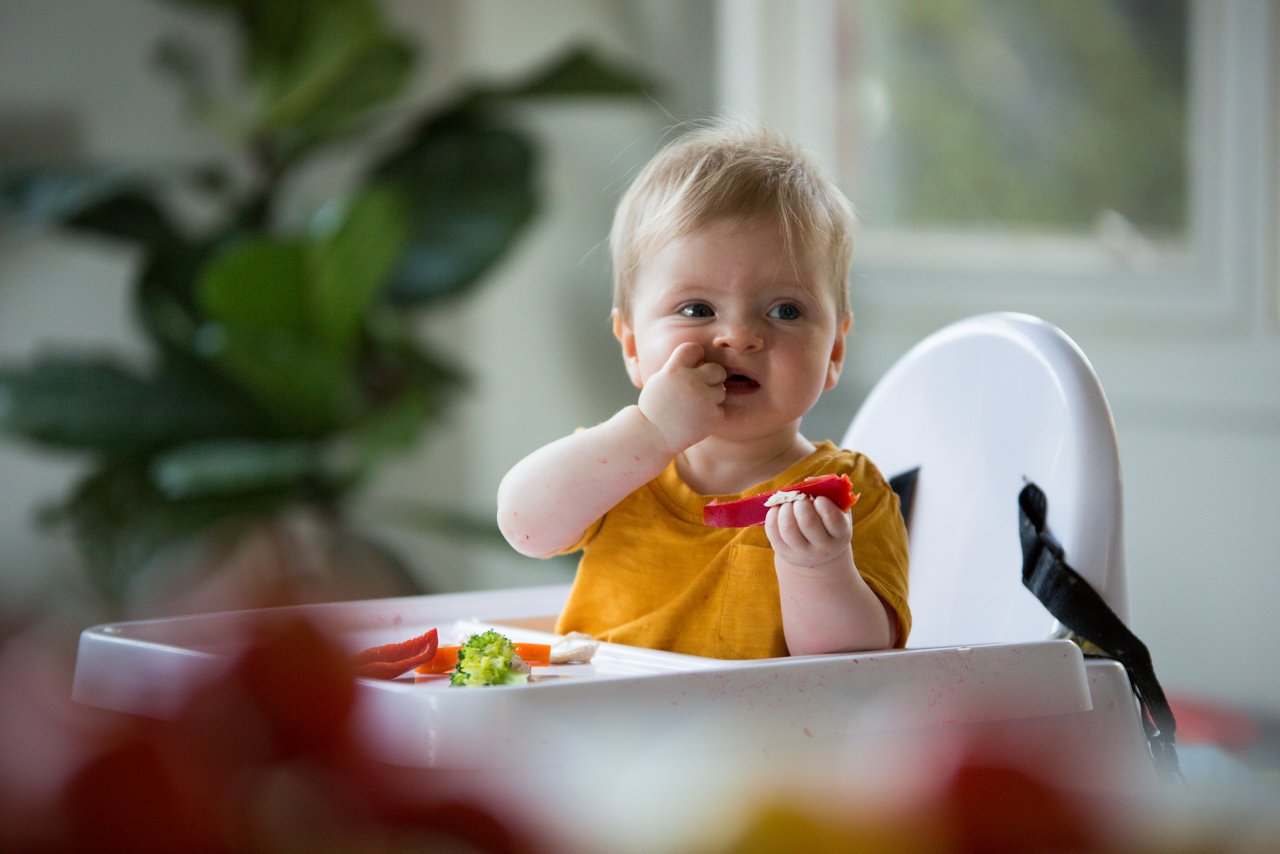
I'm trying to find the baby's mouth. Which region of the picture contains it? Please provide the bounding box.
[724,372,761,394]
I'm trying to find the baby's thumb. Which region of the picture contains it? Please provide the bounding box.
[665,342,705,371]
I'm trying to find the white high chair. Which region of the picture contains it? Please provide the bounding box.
[842,312,1129,649]
[73,313,1160,810]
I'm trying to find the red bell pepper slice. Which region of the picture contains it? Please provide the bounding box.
[703,474,858,528]
[351,628,439,680]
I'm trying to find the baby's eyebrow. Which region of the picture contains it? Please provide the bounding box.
[775,278,826,301]
[660,280,718,301]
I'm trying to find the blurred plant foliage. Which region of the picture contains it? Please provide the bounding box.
[0,0,647,601]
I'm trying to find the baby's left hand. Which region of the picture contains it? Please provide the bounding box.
[764,496,852,569]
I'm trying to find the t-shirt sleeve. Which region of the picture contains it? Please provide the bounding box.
[847,455,912,647]
[554,515,604,556]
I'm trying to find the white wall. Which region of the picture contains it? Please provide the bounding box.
[2,0,1277,714]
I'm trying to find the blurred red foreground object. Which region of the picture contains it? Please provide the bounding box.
[15,618,530,854]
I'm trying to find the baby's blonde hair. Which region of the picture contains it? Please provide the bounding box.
[610,120,856,320]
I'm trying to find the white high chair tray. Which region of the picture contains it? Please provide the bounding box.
[71,583,1156,777]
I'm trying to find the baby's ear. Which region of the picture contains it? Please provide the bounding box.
[824,314,853,391]
[612,310,643,389]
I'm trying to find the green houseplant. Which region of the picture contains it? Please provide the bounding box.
[0,0,646,606]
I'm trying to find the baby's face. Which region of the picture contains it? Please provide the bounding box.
[616,217,849,442]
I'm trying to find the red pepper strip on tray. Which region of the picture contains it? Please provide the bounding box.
[351,628,439,680]
[703,474,858,528]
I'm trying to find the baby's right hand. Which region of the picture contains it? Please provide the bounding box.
[637,342,726,453]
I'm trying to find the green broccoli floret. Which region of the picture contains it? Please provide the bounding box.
[450,630,529,687]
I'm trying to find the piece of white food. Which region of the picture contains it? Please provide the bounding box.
[763,489,808,507]
[550,631,599,664]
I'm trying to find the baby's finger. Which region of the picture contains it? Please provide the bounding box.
[665,342,705,371]
[696,361,728,385]
[789,498,831,543]
[812,496,853,538]
[764,504,787,544]
[768,501,807,547]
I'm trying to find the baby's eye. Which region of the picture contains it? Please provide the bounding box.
[678,303,715,318]
[767,302,803,321]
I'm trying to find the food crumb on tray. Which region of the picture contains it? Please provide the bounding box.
[550,632,599,664]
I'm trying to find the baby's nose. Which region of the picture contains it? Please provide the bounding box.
[713,318,764,351]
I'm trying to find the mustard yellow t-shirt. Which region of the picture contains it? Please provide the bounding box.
[554,441,910,658]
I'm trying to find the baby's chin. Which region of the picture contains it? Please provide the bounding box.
[711,406,804,436]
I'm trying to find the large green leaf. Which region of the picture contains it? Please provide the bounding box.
[277,38,413,146]
[197,238,350,429]
[0,356,264,454]
[0,166,148,234]
[310,185,408,352]
[135,245,213,358]
[149,383,439,504]
[202,188,405,351]
[198,238,312,338]
[376,124,537,304]
[366,45,648,305]
[195,187,407,430]
[249,0,413,139]
[237,0,319,92]
[64,188,185,248]
[204,324,356,433]
[149,438,326,500]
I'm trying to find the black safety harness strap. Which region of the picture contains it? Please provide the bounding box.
[1018,481,1181,780]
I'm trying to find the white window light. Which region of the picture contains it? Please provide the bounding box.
[716,0,1276,329]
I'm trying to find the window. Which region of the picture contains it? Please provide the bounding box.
[717,0,1275,325]
[839,1,1188,243]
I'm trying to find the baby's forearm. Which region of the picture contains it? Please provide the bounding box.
[497,405,674,557]
[775,553,895,655]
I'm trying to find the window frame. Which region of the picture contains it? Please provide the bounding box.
[716,0,1277,331]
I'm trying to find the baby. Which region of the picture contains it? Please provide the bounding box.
[497,122,909,659]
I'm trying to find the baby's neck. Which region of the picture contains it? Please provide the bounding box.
[678,433,817,495]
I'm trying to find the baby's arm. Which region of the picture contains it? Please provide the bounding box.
[766,498,895,654]
[498,343,726,557]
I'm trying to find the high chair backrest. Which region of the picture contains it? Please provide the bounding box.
[841,313,1128,648]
